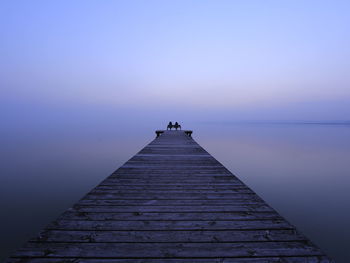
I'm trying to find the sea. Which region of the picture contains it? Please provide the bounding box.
[1,122,349,262]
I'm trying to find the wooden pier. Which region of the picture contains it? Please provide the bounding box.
[7,130,332,262]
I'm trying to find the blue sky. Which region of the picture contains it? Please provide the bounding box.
[1,0,350,122]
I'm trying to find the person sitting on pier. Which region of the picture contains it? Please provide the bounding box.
[174,122,182,130]
[167,121,173,130]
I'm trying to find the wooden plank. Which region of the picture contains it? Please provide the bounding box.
[100,182,244,186]
[121,166,227,169]
[112,168,232,173]
[77,199,264,206]
[113,169,231,172]
[31,229,306,243]
[133,154,212,157]
[95,185,250,190]
[46,219,292,231]
[89,189,254,194]
[109,175,237,179]
[108,174,235,178]
[69,205,274,213]
[5,257,334,263]
[103,177,238,182]
[85,193,257,199]
[58,211,282,221]
[91,182,249,188]
[105,176,240,180]
[110,172,233,176]
[11,242,324,258]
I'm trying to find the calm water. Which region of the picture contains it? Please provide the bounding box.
[1,122,349,262]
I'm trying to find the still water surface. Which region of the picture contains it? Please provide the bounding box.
[1,123,349,262]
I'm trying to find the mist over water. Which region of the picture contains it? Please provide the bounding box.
[195,122,350,262]
[1,107,349,262]
[1,1,350,262]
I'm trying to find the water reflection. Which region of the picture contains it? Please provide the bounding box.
[194,123,350,262]
[1,123,349,262]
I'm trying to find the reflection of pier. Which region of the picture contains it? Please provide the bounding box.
[7,130,331,262]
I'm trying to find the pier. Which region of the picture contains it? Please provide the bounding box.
[7,130,331,262]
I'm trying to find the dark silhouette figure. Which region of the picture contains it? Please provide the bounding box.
[167,121,173,130]
[174,122,181,130]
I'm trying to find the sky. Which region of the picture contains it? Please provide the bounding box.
[1,0,350,123]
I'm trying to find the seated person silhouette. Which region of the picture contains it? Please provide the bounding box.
[167,121,173,130]
[174,122,182,130]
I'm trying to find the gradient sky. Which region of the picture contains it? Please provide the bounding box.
[1,0,350,121]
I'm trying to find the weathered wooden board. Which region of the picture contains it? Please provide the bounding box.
[101,178,241,183]
[95,185,250,190]
[70,205,274,213]
[5,256,333,263]
[11,242,325,258]
[31,229,305,242]
[46,219,292,231]
[77,199,264,205]
[89,189,254,194]
[6,130,332,262]
[58,211,282,221]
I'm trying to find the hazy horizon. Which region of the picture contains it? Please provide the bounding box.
[1,0,350,126]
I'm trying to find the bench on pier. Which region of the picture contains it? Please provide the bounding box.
[155,130,193,137]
